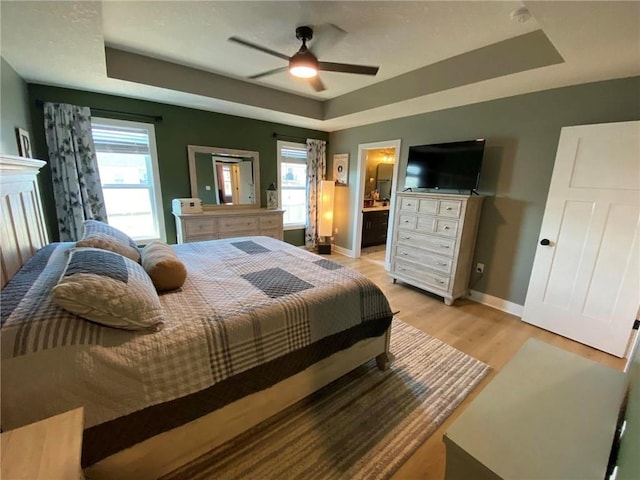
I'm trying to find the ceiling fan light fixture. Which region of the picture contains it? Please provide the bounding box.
[230,25,379,91]
[289,51,318,78]
[290,65,317,78]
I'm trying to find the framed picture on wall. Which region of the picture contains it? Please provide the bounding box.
[16,128,33,158]
[334,153,349,186]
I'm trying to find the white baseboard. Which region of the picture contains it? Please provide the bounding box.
[467,289,523,318]
[329,247,522,317]
[332,244,354,257]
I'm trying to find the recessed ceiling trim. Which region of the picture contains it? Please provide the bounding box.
[105,47,324,120]
[324,30,564,120]
[105,31,564,124]
[2,1,637,131]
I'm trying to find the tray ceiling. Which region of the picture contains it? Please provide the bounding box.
[1,1,638,131]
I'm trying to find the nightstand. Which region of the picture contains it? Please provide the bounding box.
[1,408,84,480]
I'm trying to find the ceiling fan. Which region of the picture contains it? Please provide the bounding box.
[229,26,379,92]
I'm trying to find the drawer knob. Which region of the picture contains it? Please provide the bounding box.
[439,244,450,249]
[404,220,410,223]
[443,226,450,230]
[446,207,453,210]
[436,261,446,266]
[407,203,412,206]
[402,252,408,256]
[402,236,410,240]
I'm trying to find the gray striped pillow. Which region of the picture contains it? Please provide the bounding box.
[51,247,164,331]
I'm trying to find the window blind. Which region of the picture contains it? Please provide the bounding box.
[281,146,307,160]
[92,125,150,155]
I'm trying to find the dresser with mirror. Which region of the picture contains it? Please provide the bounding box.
[173,145,284,243]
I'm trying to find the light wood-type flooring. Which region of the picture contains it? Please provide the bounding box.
[329,248,627,480]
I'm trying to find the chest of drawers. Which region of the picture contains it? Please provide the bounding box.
[174,209,284,243]
[390,193,483,305]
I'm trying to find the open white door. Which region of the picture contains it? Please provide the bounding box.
[522,121,640,357]
[351,139,401,264]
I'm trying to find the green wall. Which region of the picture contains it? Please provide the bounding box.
[283,228,305,246]
[328,76,640,306]
[26,84,328,244]
[1,57,32,155]
[18,76,640,305]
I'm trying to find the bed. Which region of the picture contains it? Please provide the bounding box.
[0,155,394,479]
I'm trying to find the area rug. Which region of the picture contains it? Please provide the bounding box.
[162,319,490,480]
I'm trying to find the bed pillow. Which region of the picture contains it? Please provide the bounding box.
[141,240,188,291]
[51,247,164,331]
[80,220,140,262]
[76,233,140,262]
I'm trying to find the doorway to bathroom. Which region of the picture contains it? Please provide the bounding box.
[351,139,401,269]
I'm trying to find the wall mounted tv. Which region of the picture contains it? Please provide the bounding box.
[405,139,485,192]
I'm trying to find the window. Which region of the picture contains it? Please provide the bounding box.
[91,118,165,243]
[277,141,307,229]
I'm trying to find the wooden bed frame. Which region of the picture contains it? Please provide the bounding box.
[0,155,49,288]
[0,154,393,480]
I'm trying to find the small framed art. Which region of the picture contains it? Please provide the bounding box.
[334,153,349,186]
[16,128,33,158]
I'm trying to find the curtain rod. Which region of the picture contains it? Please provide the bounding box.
[35,100,163,123]
[273,132,329,145]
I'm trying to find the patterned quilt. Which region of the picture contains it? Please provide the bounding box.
[1,237,393,438]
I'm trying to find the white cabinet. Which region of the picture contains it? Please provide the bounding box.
[1,408,84,480]
[390,192,483,305]
[174,209,284,243]
[443,339,626,480]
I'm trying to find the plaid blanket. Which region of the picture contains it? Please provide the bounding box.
[1,237,393,433]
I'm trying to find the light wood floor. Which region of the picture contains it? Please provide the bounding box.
[328,249,626,480]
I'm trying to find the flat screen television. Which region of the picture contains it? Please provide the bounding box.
[405,139,485,192]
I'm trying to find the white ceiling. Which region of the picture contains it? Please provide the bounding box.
[1,1,639,131]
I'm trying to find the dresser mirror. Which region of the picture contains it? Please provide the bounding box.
[187,145,260,208]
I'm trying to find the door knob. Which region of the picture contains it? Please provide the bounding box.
[540,239,551,246]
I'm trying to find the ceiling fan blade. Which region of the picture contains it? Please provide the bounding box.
[308,23,348,57]
[310,76,326,92]
[249,67,289,80]
[318,61,379,76]
[228,36,290,61]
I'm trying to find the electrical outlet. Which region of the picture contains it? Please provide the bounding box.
[334,227,339,234]
[476,263,485,273]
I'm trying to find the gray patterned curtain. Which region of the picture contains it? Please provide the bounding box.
[305,139,327,249]
[44,103,107,241]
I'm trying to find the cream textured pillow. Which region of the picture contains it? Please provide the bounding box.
[141,240,187,291]
[51,247,164,331]
[81,220,141,262]
[76,233,140,262]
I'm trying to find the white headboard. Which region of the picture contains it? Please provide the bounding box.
[0,154,49,288]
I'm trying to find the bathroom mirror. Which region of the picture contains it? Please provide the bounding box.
[187,145,260,208]
[376,163,394,200]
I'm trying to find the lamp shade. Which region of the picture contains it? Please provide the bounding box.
[289,50,319,78]
[318,180,335,238]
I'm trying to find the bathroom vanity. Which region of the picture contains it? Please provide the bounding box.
[361,206,390,248]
